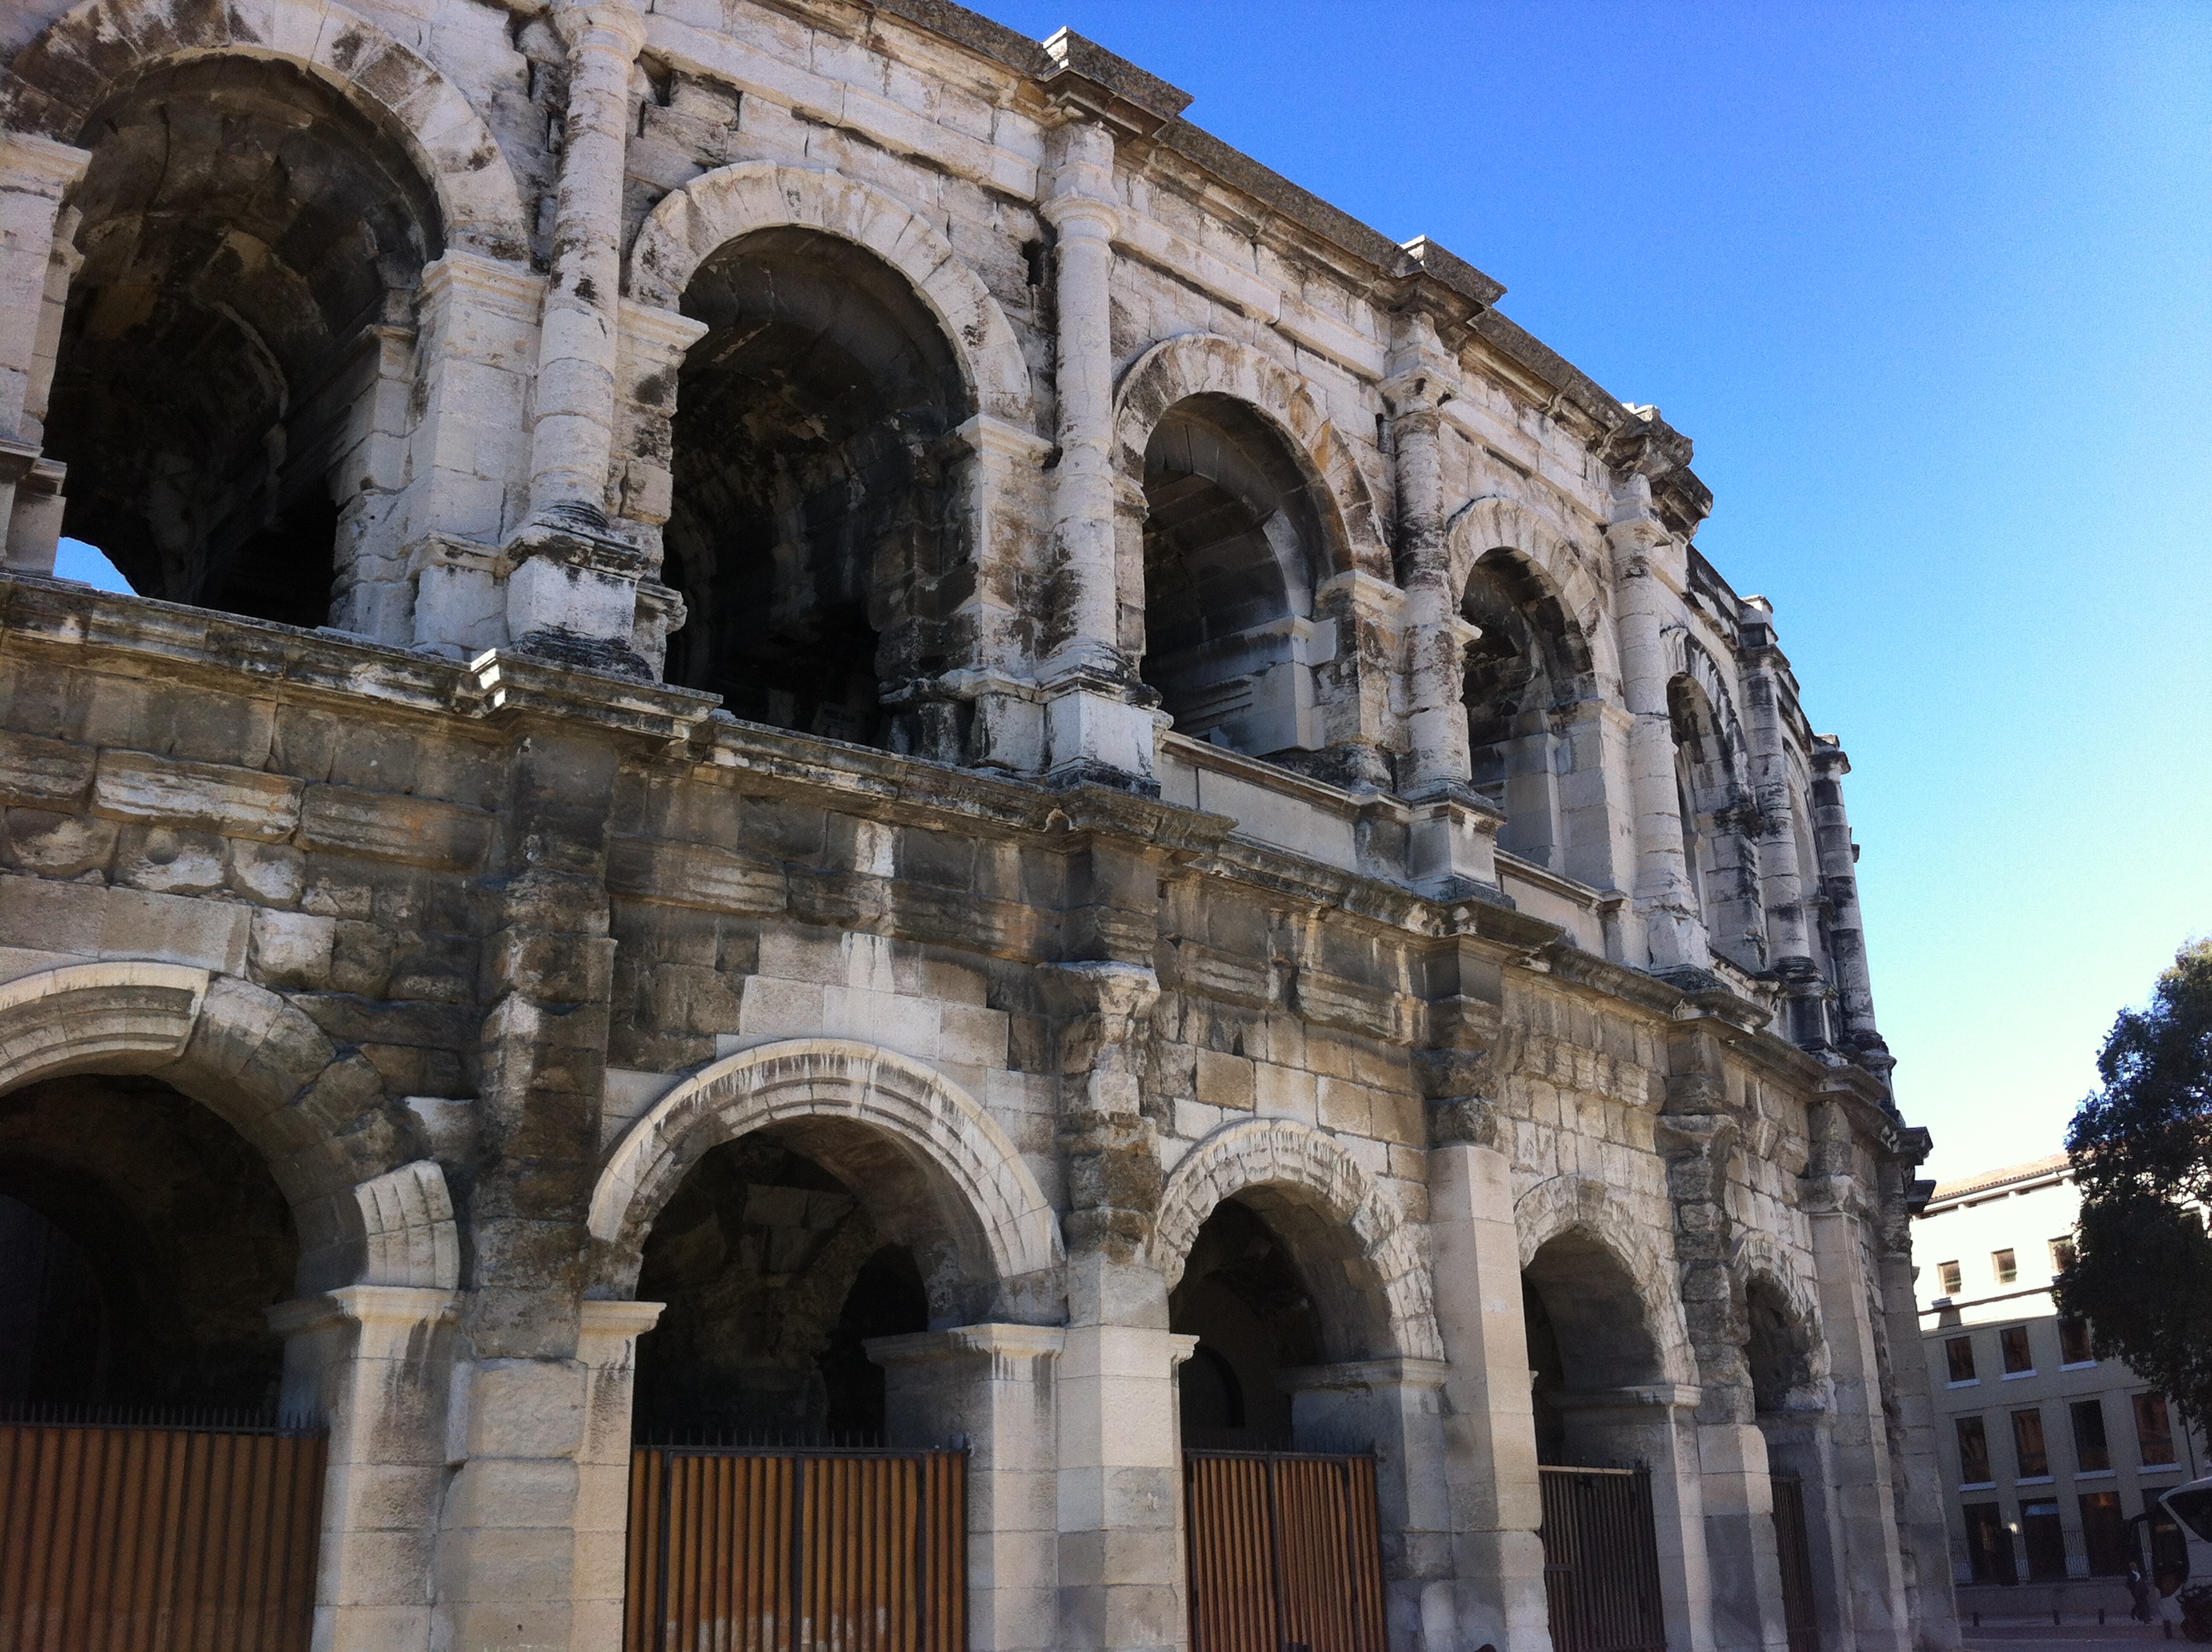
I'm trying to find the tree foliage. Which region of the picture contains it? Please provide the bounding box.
[2052,939,2212,1428]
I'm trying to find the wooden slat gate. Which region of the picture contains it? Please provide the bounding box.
[1538,1464,1668,1652]
[1770,1473,1818,1652]
[0,1411,326,1652]
[1184,1450,1388,1652]
[624,1446,966,1652]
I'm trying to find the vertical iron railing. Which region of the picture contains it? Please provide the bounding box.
[1537,1464,1668,1652]
[0,1408,326,1652]
[1184,1449,1388,1652]
[1770,1472,1819,1652]
[624,1444,966,1652]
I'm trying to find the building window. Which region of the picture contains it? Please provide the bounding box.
[2135,1393,2177,1467]
[1938,1259,1963,1296]
[2022,1499,2068,1580]
[2058,1316,2094,1366]
[1957,1416,1993,1484]
[1965,1501,2017,1585]
[2000,1325,2034,1374]
[2081,1492,2128,1574]
[2151,1501,2191,1593]
[1946,1336,1978,1383]
[2071,1399,2110,1472]
[2012,1408,2050,1479]
[2049,1236,2077,1274]
[1993,1248,2018,1285]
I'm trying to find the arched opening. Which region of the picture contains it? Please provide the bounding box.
[1461,550,1589,869]
[0,1073,297,1410]
[1141,395,1329,759]
[1669,674,1764,969]
[632,1126,967,1440]
[45,55,443,628]
[1522,1228,1668,1465]
[662,229,971,750]
[1743,1274,1842,1641]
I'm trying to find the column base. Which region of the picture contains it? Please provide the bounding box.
[1042,673,1165,795]
[1405,785,1511,900]
[504,512,651,680]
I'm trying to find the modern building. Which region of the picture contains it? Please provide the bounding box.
[1916,1154,2210,1618]
[0,2,1954,1649]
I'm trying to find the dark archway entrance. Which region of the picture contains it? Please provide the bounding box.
[1140,395,1329,759]
[663,228,971,752]
[1173,1195,1390,1652]
[47,56,441,627]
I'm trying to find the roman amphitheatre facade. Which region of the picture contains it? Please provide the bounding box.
[0,3,1953,1650]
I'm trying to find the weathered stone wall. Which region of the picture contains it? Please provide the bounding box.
[0,3,1950,1650]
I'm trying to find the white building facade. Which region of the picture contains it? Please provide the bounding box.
[1915,1155,2210,1618]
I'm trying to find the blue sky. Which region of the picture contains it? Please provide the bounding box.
[59,1,2211,1178]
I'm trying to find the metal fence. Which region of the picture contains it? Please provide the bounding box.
[1184,1449,1389,1652]
[624,1445,967,1652]
[0,1410,326,1652]
[1770,1472,1819,1652]
[1537,1464,1668,1652]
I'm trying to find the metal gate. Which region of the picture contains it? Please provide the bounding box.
[0,1409,326,1652]
[1184,1449,1389,1652]
[1770,1473,1819,1652]
[624,1446,966,1652]
[1538,1464,1667,1652]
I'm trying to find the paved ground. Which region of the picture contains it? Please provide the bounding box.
[1962,1621,2186,1651]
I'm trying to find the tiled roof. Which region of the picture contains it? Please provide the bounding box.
[1927,1152,2069,1203]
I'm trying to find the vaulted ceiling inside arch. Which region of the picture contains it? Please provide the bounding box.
[48,55,441,625]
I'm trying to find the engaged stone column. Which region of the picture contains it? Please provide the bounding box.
[0,133,90,570]
[271,1285,461,1652]
[1039,118,1157,788]
[1606,485,1703,969]
[1738,605,1827,1046]
[507,0,653,666]
[1428,1138,1551,1652]
[1802,1120,1912,1652]
[1280,1358,1455,1652]
[1553,1385,1719,1652]
[871,1324,1067,1652]
[1809,739,1890,1079]
[1387,313,1473,803]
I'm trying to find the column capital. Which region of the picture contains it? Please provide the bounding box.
[578,1296,665,1362]
[552,0,649,59]
[0,131,91,195]
[1039,191,1120,240]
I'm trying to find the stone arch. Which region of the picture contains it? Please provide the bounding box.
[1515,1172,1697,1387]
[1731,1230,1831,1411]
[1114,332,1387,578]
[0,962,450,1294]
[626,162,1033,427]
[588,1038,1061,1320]
[1153,1117,1441,1363]
[1445,494,1609,672]
[0,0,531,261]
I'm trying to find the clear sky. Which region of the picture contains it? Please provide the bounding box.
[56,1,2212,1180]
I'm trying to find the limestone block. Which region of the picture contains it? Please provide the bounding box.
[252,908,337,990]
[298,784,494,872]
[2,808,114,875]
[0,730,94,808]
[91,749,301,841]
[114,825,226,895]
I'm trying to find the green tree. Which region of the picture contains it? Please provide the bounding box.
[2052,939,2212,1430]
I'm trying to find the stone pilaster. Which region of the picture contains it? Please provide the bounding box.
[1809,738,1891,1084]
[0,132,90,569]
[1738,606,1831,1050]
[871,1324,1068,1652]
[1606,484,1705,969]
[573,1300,665,1652]
[1872,1139,1960,1651]
[1802,1105,1912,1652]
[272,1285,461,1652]
[507,1,655,669]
